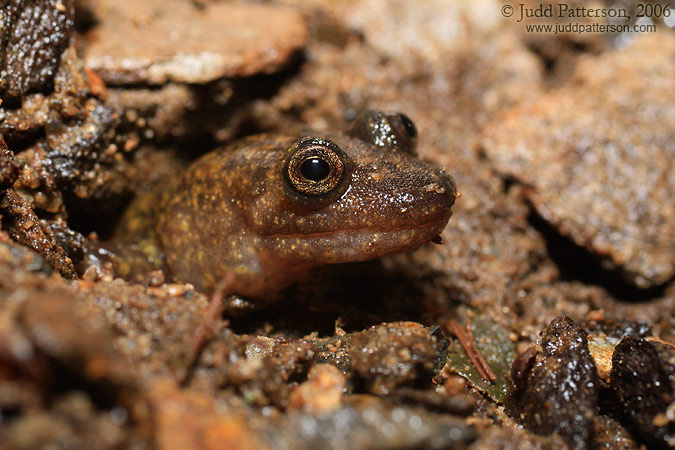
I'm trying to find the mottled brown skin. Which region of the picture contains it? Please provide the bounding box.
[114,112,457,305]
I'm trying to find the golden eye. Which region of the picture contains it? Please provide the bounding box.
[285,137,346,196]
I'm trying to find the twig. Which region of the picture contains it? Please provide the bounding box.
[179,272,234,386]
[464,320,496,382]
[448,319,495,384]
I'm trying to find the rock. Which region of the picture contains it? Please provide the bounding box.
[506,316,598,449]
[148,380,267,450]
[288,363,345,414]
[610,336,675,447]
[348,322,438,395]
[0,0,75,104]
[483,34,675,288]
[272,395,475,449]
[83,0,308,85]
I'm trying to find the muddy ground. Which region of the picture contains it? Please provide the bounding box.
[0,0,673,449]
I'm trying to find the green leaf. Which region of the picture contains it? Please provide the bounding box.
[444,316,516,403]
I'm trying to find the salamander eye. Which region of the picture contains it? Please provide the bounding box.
[397,113,417,139]
[300,157,331,181]
[349,110,418,155]
[285,137,346,196]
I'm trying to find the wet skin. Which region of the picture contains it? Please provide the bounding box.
[114,111,457,306]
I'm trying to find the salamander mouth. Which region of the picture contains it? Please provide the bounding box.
[263,212,452,265]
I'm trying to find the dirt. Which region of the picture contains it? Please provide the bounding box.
[1,0,674,449]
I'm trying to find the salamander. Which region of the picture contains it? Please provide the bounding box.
[113,111,458,307]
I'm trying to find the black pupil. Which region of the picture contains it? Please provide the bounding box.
[300,157,331,181]
[398,113,417,138]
